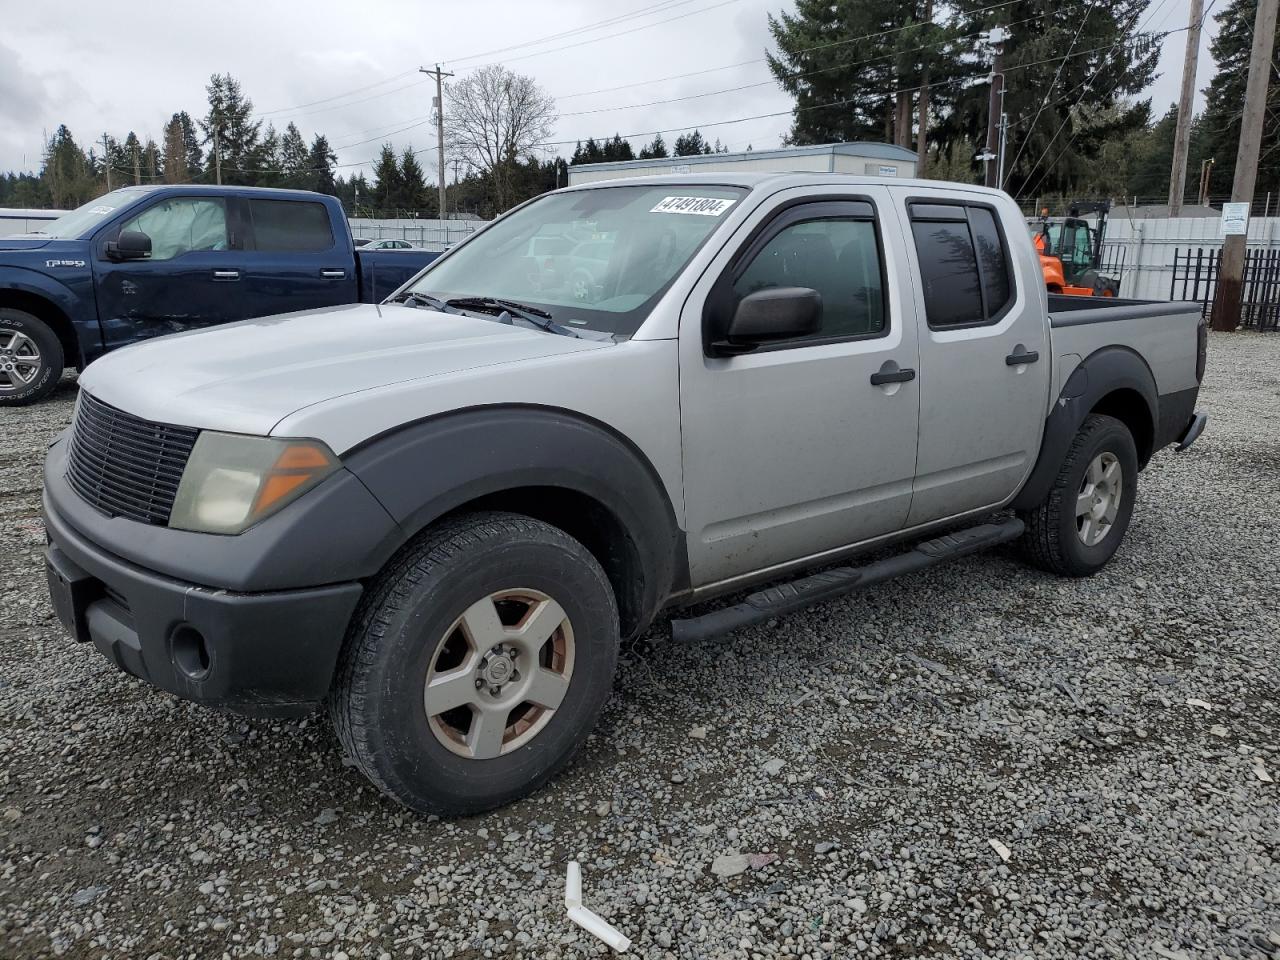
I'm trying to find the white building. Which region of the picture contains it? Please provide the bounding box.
[567,142,919,186]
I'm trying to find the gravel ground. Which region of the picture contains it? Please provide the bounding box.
[1,333,1278,960]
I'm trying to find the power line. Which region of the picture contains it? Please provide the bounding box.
[1016,4,1177,198]
[253,0,737,128]
[556,17,1047,120]
[257,70,420,117]
[552,0,1025,102]
[448,0,704,64]
[468,0,744,69]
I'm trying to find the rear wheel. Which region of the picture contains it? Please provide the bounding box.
[1018,414,1138,576]
[0,308,63,406]
[330,512,619,815]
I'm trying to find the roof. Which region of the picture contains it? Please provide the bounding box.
[563,170,1008,199]
[570,141,918,173]
[104,184,338,201]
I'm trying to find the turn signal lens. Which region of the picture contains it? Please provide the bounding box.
[170,433,339,535]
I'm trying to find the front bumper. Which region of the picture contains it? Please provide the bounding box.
[43,488,363,718]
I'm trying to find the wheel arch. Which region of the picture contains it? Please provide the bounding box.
[1012,345,1158,511]
[0,286,80,369]
[342,404,687,640]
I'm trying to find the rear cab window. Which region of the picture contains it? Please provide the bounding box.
[908,200,1016,329]
[246,199,335,252]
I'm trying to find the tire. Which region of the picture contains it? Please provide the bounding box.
[1018,414,1138,577]
[330,511,620,816]
[0,308,64,407]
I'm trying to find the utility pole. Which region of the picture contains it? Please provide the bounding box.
[1199,158,1215,205]
[996,106,1009,188]
[420,65,454,219]
[1168,0,1205,216]
[982,26,1009,189]
[101,133,112,190]
[1210,0,1278,331]
[917,0,934,171]
[213,126,222,185]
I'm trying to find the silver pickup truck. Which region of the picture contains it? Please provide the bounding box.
[42,174,1206,814]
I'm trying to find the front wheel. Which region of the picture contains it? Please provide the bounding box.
[330,512,619,816]
[0,308,64,406]
[1018,414,1138,576]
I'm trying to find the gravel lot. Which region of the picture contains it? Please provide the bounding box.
[2,332,1278,960]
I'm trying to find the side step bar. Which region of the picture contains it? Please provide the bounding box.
[669,516,1025,643]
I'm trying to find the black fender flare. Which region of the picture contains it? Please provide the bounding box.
[1011,346,1158,511]
[343,404,685,636]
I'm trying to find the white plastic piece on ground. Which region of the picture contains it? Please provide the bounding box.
[988,838,1012,862]
[565,861,631,952]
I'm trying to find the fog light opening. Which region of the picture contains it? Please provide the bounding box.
[170,624,211,680]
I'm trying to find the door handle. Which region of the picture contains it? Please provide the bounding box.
[870,366,916,386]
[212,270,240,281]
[320,269,347,279]
[1005,348,1040,366]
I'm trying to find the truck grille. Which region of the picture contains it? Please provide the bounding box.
[65,391,199,525]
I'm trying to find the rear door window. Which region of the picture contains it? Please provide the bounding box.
[247,199,334,252]
[968,207,1012,317]
[909,202,1016,328]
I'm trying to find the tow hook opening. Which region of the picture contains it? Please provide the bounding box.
[170,623,212,680]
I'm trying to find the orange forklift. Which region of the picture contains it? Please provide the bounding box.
[1028,200,1120,297]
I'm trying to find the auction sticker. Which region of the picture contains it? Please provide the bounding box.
[650,196,736,216]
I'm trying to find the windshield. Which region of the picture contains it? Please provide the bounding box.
[406,184,745,336]
[35,188,151,239]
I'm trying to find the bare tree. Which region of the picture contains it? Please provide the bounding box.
[443,64,556,211]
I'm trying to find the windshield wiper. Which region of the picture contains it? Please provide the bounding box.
[390,291,454,311]
[445,296,582,338]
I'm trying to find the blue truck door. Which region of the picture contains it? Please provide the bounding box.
[93,195,246,348]
[239,197,357,315]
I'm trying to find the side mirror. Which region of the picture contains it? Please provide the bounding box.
[106,230,152,261]
[714,287,822,354]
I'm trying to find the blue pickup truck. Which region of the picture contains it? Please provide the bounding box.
[0,186,439,405]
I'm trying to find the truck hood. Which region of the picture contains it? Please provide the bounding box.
[79,302,613,435]
[0,236,55,251]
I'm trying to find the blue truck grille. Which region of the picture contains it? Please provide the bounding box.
[66,391,199,526]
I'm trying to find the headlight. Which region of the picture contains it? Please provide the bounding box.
[169,432,339,534]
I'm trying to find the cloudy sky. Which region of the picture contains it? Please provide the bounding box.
[0,0,1215,180]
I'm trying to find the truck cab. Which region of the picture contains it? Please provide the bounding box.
[0,186,436,405]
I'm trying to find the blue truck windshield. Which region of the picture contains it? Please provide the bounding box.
[34,188,152,239]
[409,184,745,336]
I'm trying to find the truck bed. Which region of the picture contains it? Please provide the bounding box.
[355,249,440,303]
[1047,294,1205,447]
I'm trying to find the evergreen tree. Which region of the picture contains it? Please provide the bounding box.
[602,134,634,161]
[178,112,203,181]
[674,130,712,156]
[638,134,669,159]
[400,147,429,213]
[371,143,404,213]
[308,135,338,196]
[954,0,1159,197]
[143,137,160,182]
[200,73,262,185]
[571,138,605,164]
[41,126,96,208]
[1199,0,1280,202]
[279,122,309,189]
[162,115,186,183]
[768,0,954,146]
[252,124,283,187]
[122,132,143,184]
